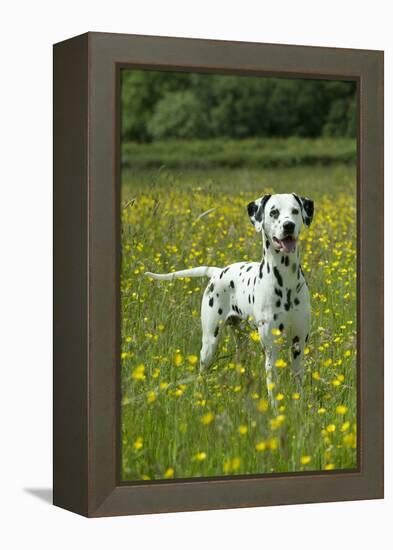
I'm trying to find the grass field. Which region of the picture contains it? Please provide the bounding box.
[120,159,357,481]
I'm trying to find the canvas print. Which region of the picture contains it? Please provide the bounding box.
[120,70,357,481]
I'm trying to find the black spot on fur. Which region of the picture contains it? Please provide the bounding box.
[246,265,252,272]
[267,262,270,274]
[266,239,270,249]
[285,256,290,267]
[292,336,299,344]
[214,326,219,337]
[293,348,301,359]
[273,314,278,321]
[248,295,251,304]
[216,293,219,298]
[259,260,264,279]
[279,323,284,332]
[253,276,257,286]
[284,289,292,311]
[305,333,309,342]
[292,262,297,274]
[252,295,255,303]
[281,257,284,264]
[209,283,214,292]
[247,278,250,286]
[230,280,235,289]
[218,308,223,315]
[294,297,300,306]
[276,300,281,308]
[220,271,224,279]
[209,297,214,307]
[274,288,282,298]
[240,264,245,270]
[273,266,283,287]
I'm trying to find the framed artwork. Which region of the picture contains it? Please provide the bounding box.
[53,32,383,517]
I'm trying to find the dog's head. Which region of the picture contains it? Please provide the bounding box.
[247,193,314,254]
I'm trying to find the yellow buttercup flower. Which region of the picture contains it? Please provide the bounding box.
[147,391,156,404]
[188,354,198,365]
[201,412,214,425]
[250,331,260,342]
[301,455,311,465]
[255,441,266,452]
[164,467,174,479]
[131,364,146,381]
[238,425,248,435]
[275,359,287,369]
[257,399,269,412]
[194,451,207,462]
[336,405,348,415]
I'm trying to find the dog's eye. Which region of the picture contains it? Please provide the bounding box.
[292,208,299,215]
[270,209,279,219]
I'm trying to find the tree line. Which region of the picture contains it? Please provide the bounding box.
[121,70,356,142]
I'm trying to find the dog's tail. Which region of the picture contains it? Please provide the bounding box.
[145,266,220,281]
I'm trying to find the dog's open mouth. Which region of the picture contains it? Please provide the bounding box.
[273,235,297,253]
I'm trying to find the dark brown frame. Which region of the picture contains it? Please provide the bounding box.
[53,32,384,517]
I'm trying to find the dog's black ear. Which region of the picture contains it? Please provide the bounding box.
[293,194,314,227]
[247,194,271,232]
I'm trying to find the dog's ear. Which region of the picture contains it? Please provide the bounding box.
[247,194,271,232]
[292,194,314,227]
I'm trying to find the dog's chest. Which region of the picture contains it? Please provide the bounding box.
[244,259,308,320]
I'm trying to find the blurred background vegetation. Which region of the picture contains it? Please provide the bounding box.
[121,70,357,170]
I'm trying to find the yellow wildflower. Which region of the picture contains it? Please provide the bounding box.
[131,364,146,381]
[201,412,214,425]
[194,451,207,462]
[255,441,266,452]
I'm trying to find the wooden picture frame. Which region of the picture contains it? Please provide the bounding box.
[53,32,384,517]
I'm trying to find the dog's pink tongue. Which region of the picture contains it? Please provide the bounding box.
[280,237,296,253]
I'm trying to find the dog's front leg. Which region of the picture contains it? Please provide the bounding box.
[258,325,279,404]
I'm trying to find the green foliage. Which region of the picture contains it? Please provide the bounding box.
[147,91,209,139]
[121,137,356,170]
[121,70,357,142]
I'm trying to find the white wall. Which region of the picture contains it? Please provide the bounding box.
[1,1,390,548]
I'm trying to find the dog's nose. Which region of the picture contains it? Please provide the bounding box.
[283,221,295,234]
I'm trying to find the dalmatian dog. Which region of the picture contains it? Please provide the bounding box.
[145,193,314,401]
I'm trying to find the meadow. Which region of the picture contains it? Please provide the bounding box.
[120,151,357,481]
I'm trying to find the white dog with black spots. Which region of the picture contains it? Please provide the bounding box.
[146,193,314,401]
